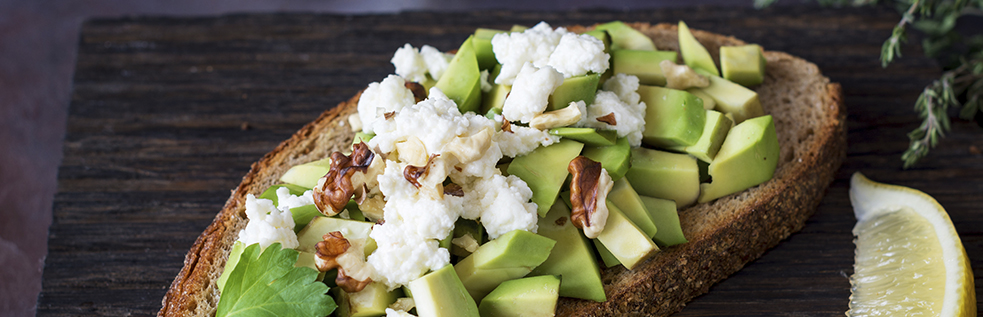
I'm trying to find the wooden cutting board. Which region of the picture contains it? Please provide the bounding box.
[40,4,982,316]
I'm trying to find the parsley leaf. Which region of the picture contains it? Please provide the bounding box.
[216,243,336,317]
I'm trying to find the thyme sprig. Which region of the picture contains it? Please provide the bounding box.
[756,0,983,168]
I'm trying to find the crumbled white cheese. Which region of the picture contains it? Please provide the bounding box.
[385,308,417,317]
[577,90,647,147]
[391,44,429,83]
[501,63,564,123]
[367,222,450,289]
[495,123,559,157]
[274,187,314,213]
[602,73,642,105]
[237,194,299,249]
[479,69,493,93]
[357,75,417,134]
[467,174,539,239]
[547,32,610,78]
[420,45,452,80]
[376,160,461,240]
[491,22,566,85]
[369,88,470,156]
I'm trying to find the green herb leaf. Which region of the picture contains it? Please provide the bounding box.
[217,243,336,317]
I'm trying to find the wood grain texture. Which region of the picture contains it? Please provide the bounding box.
[41,5,982,316]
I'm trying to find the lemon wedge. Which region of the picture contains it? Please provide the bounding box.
[848,172,976,316]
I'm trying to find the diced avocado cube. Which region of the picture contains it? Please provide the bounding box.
[408,264,480,317]
[608,178,659,238]
[625,147,700,208]
[594,201,659,270]
[639,195,688,247]
[478,275,560,317]
[637,85,706,148]
[548,127,617,147]
[594,21,657,51]
[455,257,533,302]
[580,136,630,181]
[593,239,622,268]
[507,139,585,217]
[334,281,403,317]
[691,70,764,124]
[667,109,734,163]
[678,21,719,76]
[698,115,779,203]
[216,240,246,293]
[258,183,309,205]
[279,157,332,189]
[454,230,556,301]
[721,44,766,87]
[481,65,510,116]
[547,73,600,111]
[288,204,321,233]
[436,35,483,114]
[687,88,716,110]
[529,201,606,302]
[296,216,373,253]
[611,50,678,86]
[473,28,507,71]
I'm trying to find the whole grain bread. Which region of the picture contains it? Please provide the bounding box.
[158,22,846,317]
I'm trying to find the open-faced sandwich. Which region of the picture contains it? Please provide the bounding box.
[158,21,845,317]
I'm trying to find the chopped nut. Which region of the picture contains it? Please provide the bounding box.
[394,136,429,166]
[595,112,617,126]
[529,103,583,130]
[389,297,416,312]
[404,81,427,102]
[660,60,710,90]
[554,216,568,226]
[314,231,374,293]
[403,154,440,188]
[384,111,396,120]
[567,156,613,238]
[501,117,513,133]
[442,126,493,165]
[443,183,464,197]
[452,234,480,255]
[313,142,377,216]
[347,113,363,132]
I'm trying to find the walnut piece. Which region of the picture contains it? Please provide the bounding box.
[404,81,427,102]
[314,231,374,293]
[567,156,613,239]
[595,112,617,126]
[313,142,377,216]
[660,60,710,90]
[403,154,440,188]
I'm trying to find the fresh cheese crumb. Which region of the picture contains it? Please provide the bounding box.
[491,22,566,85]
[391,44,428,83]
[479,69,492,92]
[501,63,564,123]
[496,123,559,157]
[602,73,642,105]
[357,75,417,134]
[385,308,417,317]
[274,187,314,213]
[367,222,450,289]
[467,174,539,239]
[577,90,647,147]
[237,194,299,250]
[420,45,452,80]
[370,88,470,155]
[547,32,610,78]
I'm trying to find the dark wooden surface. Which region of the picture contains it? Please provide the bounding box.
[40,5,983,316]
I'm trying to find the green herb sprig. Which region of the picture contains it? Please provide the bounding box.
[756,0,983,168]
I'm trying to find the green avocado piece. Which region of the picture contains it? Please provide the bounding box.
[594,21,657,51]
[451,218,486,257]
[609,178,659,238]
[639,195,688,247]
[257,183,309,205]
[481,64,510,116]
[687,88,716,110]
[295,216,374,253]
[473,28,506,71]
[529,201,606,302]
[698,115,779,203]
[593,239,621,268]
[408,264,480,317]
[691,69,764,124]
[288,204,321,233]
[216,240,246,293]
[279,157,332,189]
[625,147,700,208]
[547,73,600,111]
[334,281,403,317]
[637,85,706,148]
[454,230,555,301]
[509,24,528,32]
[611,50,678,86]
[678,21,719,76]
[667,109,733,163]
[507,139,585,217]
[594,201,659,270]
[436,35,483,114]
[721,44,766,87]
[580,136,630,181]
[478,275,560,317]
[548,127,617,147]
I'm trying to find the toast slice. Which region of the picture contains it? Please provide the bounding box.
[158,22,846,317]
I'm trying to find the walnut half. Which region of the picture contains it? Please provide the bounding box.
[313,142,378,216]
[567,156,613,239]
[314,231,373,293]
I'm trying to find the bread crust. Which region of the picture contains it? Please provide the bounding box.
[159,23,846,317]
